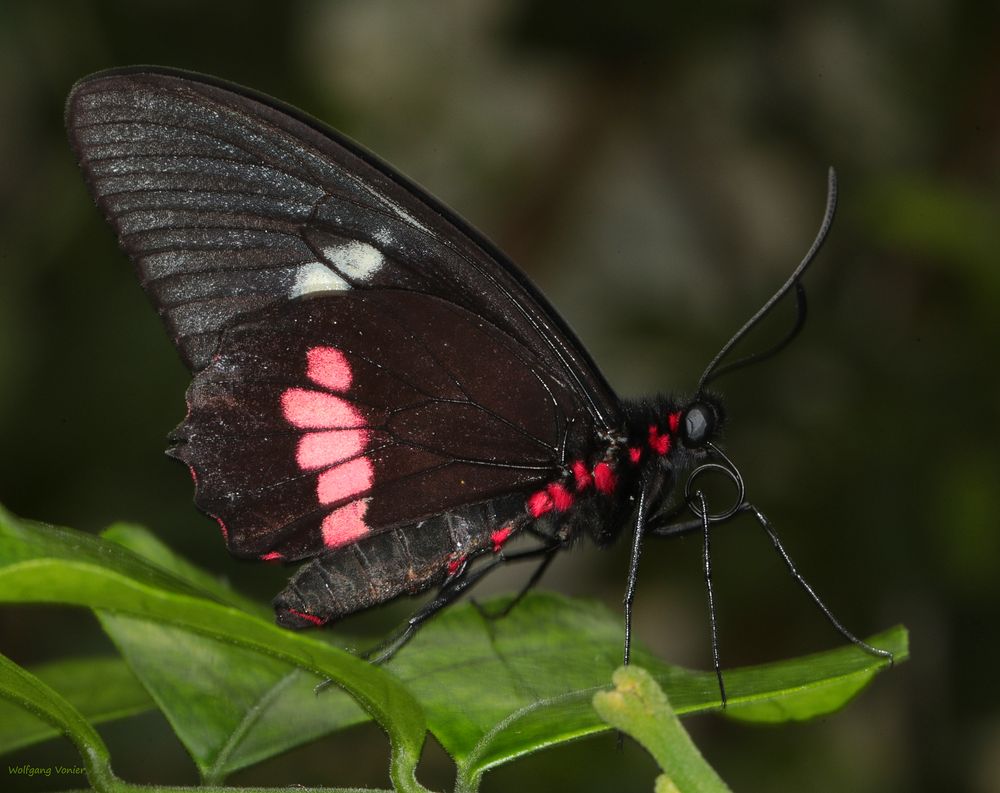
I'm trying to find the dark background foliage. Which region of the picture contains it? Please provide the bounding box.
[0,1,996,791]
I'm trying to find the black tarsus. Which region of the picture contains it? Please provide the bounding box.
[365,539,561,664]
[474,540,561,621]
[694,490,727,707]
[623,472,664,666]
[642,450,894,706]
[697,167,838,392]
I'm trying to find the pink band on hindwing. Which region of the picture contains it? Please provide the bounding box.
[317,457,374,504]
[321,499,371,548]
[306,346,352,392]
[296,429,368,470]
[281,388,365,429]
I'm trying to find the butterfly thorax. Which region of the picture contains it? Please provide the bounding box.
[523,396,719,549]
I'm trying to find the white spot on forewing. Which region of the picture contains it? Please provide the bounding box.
[291,262,350,297]
[323,241,385,283]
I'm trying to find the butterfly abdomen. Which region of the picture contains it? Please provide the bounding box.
[274,494,527,627]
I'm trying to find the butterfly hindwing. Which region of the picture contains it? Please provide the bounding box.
[170,290,588,562]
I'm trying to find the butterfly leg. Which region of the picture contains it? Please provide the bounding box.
[623,477,659,666]
[741,501,894,664]
[644,486,729,705]
[690,490,727,707]
[366,540,562,664]
[473,533,562,620]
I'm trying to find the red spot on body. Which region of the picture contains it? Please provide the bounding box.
[287,608,327,626]
[648,424,671,456]
[447,555,467,575]
[281,388,365,429]
[594,462,617,494]
[527,489,554,517]
[321,499,370,548]
[296,429,368,470]
[187,465,198,484]
[628,447,642,464]
[214,516,228,541]
[572,459,593,491]
[547,482,574,512]
[491,525,514,553]
[668,412,682,434]
[261,551,283,562]
[306,346,352,392]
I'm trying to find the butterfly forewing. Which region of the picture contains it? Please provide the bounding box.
[65,68,620,428]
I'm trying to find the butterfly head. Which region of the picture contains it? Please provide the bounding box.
[622,394,724,478]
[678,398,721,449]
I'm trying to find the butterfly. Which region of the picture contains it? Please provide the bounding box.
[65,67,890,697]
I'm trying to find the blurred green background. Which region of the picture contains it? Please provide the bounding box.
[0,1,997,791]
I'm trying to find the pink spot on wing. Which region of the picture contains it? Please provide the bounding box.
[214,516,228,541]
[317,457,374,504]
[261,551,283,562]
[629,447,643,464]
[447,554,467,576]
[281,388,365,429]
[321,499,371,548]
[307,346,352,392]
[296,429,368,470]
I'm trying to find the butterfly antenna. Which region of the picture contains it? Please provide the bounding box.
[697,167,838,393]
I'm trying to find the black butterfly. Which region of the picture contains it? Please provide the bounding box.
[66,68,889,699]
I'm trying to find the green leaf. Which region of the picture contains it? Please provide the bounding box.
[97,523,368,781]
[97,612,368,782]
[389,592,665,785]
[385,596,905,790]
[0,504,905,791]
[0,504,430,793]
[0,656,152,755]
[719,626,908,724]
[101,522,267,618]
[0,653,389,793]
[594,665,732,793]
[0,651,115,791]
[94,523,370,781]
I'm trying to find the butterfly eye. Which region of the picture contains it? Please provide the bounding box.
[681,403,715,447]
